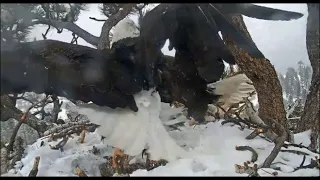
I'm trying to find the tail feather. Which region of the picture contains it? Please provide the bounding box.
[217,4,304,21]
[211,74,255,106]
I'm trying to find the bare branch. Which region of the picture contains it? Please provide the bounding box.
[33,18,99,46]
[50,95,62,123]
[9,136,24,170]
[261,118,287,168]
[28,156,40,177]
[42,120,91,137]
[42,25,51,40]
[235,146,258,163]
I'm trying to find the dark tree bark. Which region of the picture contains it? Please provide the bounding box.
[221,14,288,136]
[296,3,319,151]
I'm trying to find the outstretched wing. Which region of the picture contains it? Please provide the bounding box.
[1,39,145,111]
[216,3,304,21]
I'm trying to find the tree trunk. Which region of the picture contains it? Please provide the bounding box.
[296,3,319,151]
[221,14,288,136]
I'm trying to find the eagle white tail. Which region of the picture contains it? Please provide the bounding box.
[210,73,255,106]
[111,18,140,47]
[71,89,188,162]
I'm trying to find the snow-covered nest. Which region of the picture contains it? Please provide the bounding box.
[3,115,319,176]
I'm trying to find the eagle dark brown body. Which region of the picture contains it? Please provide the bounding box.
[1,3,304,123]
[139,3,303,123]
[1,39,147,112]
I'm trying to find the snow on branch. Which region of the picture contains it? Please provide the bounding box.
[286,98,301,119]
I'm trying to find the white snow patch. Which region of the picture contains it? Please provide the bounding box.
[5,117,319,176]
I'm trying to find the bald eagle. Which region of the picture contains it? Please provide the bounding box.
[139,3,303,123]
[1,3,303,173]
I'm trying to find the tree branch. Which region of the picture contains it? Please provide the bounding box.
[98,4,136,49]
[1,95,54,136]
[33,18,99,46]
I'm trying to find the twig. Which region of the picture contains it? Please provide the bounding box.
[259,168,278,176]
[283,143,317,153]
[51,95,63,123]
[76,167,88,177]
[246,128,265,140]
[299,155,306,167]
[221,118,244,130]
[28,156,40,177]
[70,32,79,44]
[47,126,85,142]
[235,146,258,163]
[293,156,319,171]
[261,119,287,168]
[89,17,107,22]
[78,129,86,144]
[280,149,310,156]
[49,136,68,152]
[9,136,24,170]
[257,135,273,143]
[42,25,51,40]
[42,120,90,136]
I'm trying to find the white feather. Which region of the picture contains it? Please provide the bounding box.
[210,74,255,106]
[71,89,188,161]
[111,18,140,46]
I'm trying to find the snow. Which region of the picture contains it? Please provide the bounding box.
[4,112,319,176]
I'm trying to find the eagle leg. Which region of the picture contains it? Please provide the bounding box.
[112,148,128,174]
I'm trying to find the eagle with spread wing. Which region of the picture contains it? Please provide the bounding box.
[1,3,303,173]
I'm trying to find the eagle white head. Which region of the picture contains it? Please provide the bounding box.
[111,18,140,47]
